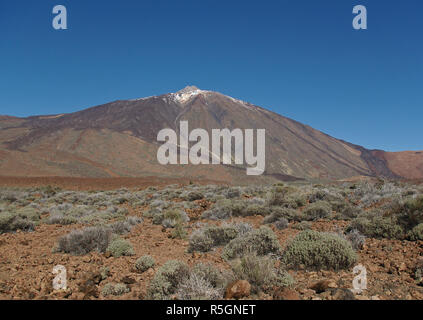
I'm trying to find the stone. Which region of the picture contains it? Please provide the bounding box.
[273,288,301,300]
[225,280,251,300]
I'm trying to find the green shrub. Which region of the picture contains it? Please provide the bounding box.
[282,230,357,270]
[274,218,289,230]
[170,223,187,239]
[292,221,312,230]
[188,229,214,253]
[185,191,203,201]
[102,283,130,296]
[266,186,293,206]
[191,263,233,289]
[0,212,35,234]
[302,201,332,221]
[106,238,135,257]
[56,226,112,255]
[348,213,404,239]
[336,205,363,220]
[408,223,423,241]
[109,216,143,235]
[188,224,239,253]
[231,253,294,293]
[135,255,155,273]
[392,196,423,230]
[222,226,281,260]
[147,260,190,300]
[263,207,299,224]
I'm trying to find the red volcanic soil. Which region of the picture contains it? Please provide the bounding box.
[0,176,228,191]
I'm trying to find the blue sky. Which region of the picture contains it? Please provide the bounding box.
[0,0,422,151]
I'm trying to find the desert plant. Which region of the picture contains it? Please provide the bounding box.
[282,230,357,270]
[263,208,299,224]
[345,229,366,250]
[102,283,129,296]
[408,223,423,241]
[106,238,135,257]
[302,201,332,221]
[0,212,35,234]
[135,255,156,273]
[222,226,281,260]
[147,260,190,300]
[176,273,222,300]
[274,218,289,230]
[188,229,214,253]
[56,226,112,255]
[231,253,294,293]
[109,216,143,235]
[292,221,312,230]
[348,212,404,239]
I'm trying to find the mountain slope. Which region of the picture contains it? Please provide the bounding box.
[0,86,421,182]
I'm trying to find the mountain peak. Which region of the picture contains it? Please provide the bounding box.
[177,85,201,94]
[172,85,207,104]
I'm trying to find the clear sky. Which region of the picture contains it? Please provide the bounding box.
[0,0,422,151]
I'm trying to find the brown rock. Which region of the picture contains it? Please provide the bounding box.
[273,288,301,300]
[330,288,356,300]
[310,280,331,293]
[225,280,251,300]
[121,276,136,285]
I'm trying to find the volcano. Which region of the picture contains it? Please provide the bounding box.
[0,86,422,182]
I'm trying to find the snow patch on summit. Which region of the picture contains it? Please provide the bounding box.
[171,86,210,104]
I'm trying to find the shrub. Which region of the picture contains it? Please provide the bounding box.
[109,216,143,235]
[408,223,423,241]
[170,223,187,239]
[188,224,239,253]
[302,201,331,221]
[282,230,357,270]
[204,225,238,246]
[0,212,35,234]
[47,214,77,225]
[185,191,204,201]
[102,283,129,296]
[231,253,294,293]
[135,255,156,273]
[176,273,222,300]
[188,229,214,253]
[267,186,289,206]
[263,208,299,224]
[292,221,312,230]
[147,260,190,300]
[106,238,135,257]
[392,196,423,230]
[222,226,281,260]
[336,205,363,220]
[348,213,404,239]
[202,200,243,220]
[274,218,289,230]
[56,226,112,255]
[191,263,233,290]
[230,222,253,236]
[345,229,366,250]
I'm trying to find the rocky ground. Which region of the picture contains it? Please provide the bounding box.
[0,205,422,300]
[0,181,422,300]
